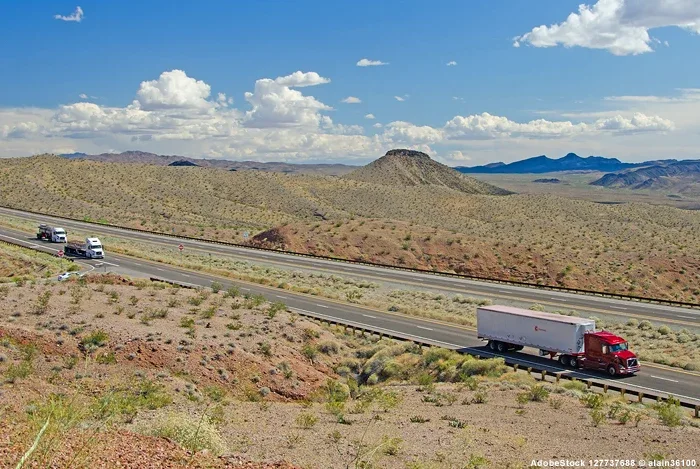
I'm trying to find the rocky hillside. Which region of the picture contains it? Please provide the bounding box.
[61,150,357,176]
[345,149,511,195]
[591,160,700,192]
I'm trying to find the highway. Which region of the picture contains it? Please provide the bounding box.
[1,206,699,331]
[0,217,698,405]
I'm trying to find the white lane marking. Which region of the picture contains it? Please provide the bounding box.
[362,314,377,319]
[551,298,566,302]
[275,295,287,299]
[156,268,164,271]
[416,326,434,331]
[650,375,679,383]
[132,262,142,266]
[677,315,694,319]
[316,304,329,308]
[497,290,510,294]
[614,307,628,310]
[98,260,119,266]
[181,274,190,277]
[241,288,250,291]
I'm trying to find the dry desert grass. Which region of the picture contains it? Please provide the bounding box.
[0,271,698,468]
[2,155,700,302]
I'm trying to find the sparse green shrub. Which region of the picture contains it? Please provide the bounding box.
[638,320,653,331]
[302,343,317,361]
[146,412,225,455]
[381,436,402,456]
[318,341,340,355]
[80,330,109,349]
[259,342,272,357]
[410,416,429,423]
[224,286,240,298]
[472,388,488,404]
[267,302,286,319]
[33,290,52,314]
[210,281,222,293]
[590,408,606,426]
[581,393,605,409]
[180,317,195,329]
[655,397,683,427]
[296,412,318,429]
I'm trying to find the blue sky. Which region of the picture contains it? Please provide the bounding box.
[1,0,699,164]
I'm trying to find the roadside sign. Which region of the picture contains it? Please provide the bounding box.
[57,250,64,258]
[178,244,184,252]
[243,231,249,239]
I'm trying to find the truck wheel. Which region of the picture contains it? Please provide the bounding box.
[607,365,617,376]
[496,342,508,353]
[569,357,578,368]
[559,355,568,366]
[488,341,497,351]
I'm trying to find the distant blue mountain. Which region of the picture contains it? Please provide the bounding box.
[456,153,658,174]
[60,152,88,159]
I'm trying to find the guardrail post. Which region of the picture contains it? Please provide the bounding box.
[586,380,592,389]
[555,373,561,383]
[541,370,546,380]
[695,405,699,419]
[620,388,625,399]
[638,392,643,403]
[603,384,608,394]
[474,355,480,360]
[513,364,518,372]
[527,367,532,376]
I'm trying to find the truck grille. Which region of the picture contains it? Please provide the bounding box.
[627,358,638,368]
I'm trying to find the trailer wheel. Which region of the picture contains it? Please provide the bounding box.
[488,341,497,351]
[559,355,568,366]
[496,342,508,353]
[607,365,617,376]
[569,357,578,368]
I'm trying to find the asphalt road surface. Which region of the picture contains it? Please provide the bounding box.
[0,219,698,405]
[1,206,699,332]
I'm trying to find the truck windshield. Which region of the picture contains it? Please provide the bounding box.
[90,244,102,250]
[609,343,628,352]
[55,229,65,234]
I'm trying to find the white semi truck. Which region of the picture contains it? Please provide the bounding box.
[477,305,640,376]
[64,237,104,259]
[37,224,67,243]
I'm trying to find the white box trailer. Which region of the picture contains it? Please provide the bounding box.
[477,305,595,355]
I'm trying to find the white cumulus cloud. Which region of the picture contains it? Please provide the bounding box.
[79,93,88,100]
[356,58,388,67]
[54,6,84,22]
[394,96,405,102]
[274,71,330,88]
[341,96,362,104]
[514,0,700,56]
[243,71,332,128]
[446,61,457,66]
[364,114,376,119]
[136,70,215,111]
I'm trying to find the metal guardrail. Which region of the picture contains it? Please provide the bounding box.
[4,205,699,309]
[151,276,699,415]
[0,237,74,263]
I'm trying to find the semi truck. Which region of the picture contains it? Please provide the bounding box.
[477,305,640,376]
[64,237,104,259]
[37,224,67,243]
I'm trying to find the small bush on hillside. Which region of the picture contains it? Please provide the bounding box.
[146,412,225,455]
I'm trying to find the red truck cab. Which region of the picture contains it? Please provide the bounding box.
[578,331,640,376]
